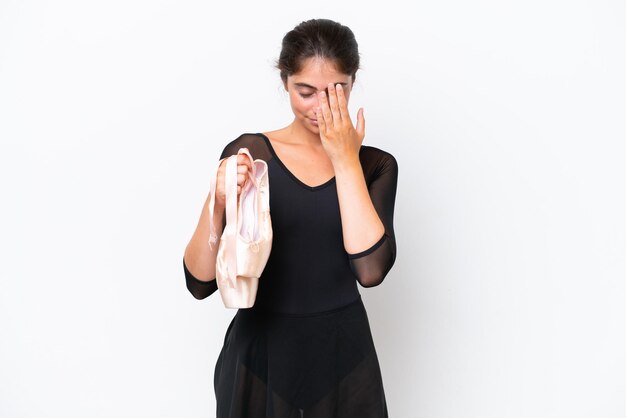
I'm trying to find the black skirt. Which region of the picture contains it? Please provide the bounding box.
[213,294,389,417]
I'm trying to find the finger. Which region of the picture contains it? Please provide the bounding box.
[238,154,253,172]
[327,83,341,124]
[237,160,250,185]
[316,106,327,135]
[356,107,365,139]
[242,158,253,182]
[318,91,333,129]
[237,163,250,177]
[336,84,349,123]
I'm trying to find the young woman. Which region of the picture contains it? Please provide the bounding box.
[183,18,398,417]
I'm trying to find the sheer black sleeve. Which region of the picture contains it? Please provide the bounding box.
[346,150,398,288]
[183,256,218,300]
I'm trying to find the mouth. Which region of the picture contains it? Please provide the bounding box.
[309,118,318,125]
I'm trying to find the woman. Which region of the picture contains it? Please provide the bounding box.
[183,18,398,417]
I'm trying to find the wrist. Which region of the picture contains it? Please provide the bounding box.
[333,155,361,173]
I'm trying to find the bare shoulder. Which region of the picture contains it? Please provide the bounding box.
[261,128,291,145]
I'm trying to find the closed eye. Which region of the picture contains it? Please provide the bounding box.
[299,92,314,98]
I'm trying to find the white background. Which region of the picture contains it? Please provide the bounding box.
[2,0,625,417]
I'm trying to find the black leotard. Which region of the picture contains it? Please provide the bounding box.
[183,132,398,314]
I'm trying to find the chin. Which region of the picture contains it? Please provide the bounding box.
[297,117,319,131]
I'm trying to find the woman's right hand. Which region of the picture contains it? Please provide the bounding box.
[214,153,253,210]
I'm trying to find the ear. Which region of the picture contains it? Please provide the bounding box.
[282,79,288,91]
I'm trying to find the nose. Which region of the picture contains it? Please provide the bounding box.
[312,88,329,109]
[312,96,321,112]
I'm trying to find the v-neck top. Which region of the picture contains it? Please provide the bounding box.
[258,132,336,191]
[183,132,399,314]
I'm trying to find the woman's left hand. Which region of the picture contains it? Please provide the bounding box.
[316,82,365,164]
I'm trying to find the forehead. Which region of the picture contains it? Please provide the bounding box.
[289,57,351,88]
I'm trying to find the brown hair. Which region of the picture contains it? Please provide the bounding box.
[275,19,360,84]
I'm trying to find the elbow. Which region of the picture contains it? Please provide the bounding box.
[356,264,392,288]
[185,278,218,300]
[350,238,397,288]
[187,283,210,300]
[183,256,217,300]
[358,275,385,288]
[359,250,397,288]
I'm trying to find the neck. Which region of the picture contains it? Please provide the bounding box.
[284,118,323,147]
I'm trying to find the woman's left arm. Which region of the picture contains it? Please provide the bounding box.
[317,83,399,287]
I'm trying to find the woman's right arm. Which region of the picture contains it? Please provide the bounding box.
[183,153,253,300]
